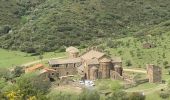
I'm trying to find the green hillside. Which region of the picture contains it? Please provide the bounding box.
[0,0,170,53]
[102,20,170,68]
[0,0,19,27]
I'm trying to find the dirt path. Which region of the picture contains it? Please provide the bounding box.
[21,56,66,66]
[123,68,147,73]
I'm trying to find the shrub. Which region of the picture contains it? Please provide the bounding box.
[78,89,100,100]
[159,91,170,99]
[126,60,132,67]
[106,90,128,100]
[128,92,145,100]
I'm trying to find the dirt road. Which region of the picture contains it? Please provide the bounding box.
[123,68,147,73]
[21,56,65,66]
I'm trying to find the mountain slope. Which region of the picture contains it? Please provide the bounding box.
[0,0,20,27]
[0,0,170,53]
[104,20,170,67]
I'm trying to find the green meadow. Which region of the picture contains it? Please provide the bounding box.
[0,49,65,68]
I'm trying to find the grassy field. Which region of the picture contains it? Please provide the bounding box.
[146,92,163,100]
[126,83,158,92]
[0,49,65,68]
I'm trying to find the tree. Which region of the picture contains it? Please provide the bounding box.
[126,60,132,67]
[168,68,170,75]
[12,66,24,78]
[79,89,100,100]
[128,92,145,100]
[162,53,166,58]
[159,90,170,99]
[47,91,77,100]
[163,61,168,67]
[39,54,43,60]
[106,90,128,100]
[3,73,49,100]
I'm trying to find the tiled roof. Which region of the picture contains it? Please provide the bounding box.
[86,58,99,65]
[114,65,120,68]
[81,50,105,60]
[66,46,79,53]
[48,57,81,65]
[112,57,122,63]
[99,57,111,62]
[90,66,98,70]
[25,64,44,73]
[39,68,56,74]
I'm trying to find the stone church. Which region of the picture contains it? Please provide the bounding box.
[48,47,123,80]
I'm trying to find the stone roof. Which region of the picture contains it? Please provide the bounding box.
[112,57,122,63]
[86,58,99,65]
[77,65,84,74]
[66,46,79,53]
[90,66,98,70]
[49,57,81,65]
[114,65,120,68]
[81,50,105,60]
[99,57,111,63]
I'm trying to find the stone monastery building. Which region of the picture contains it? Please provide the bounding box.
[48,46,123,80]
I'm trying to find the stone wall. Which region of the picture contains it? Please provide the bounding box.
[51,63,80,77]
[147,64,162,83]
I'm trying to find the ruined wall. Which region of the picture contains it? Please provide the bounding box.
[51,63,79,77]
[89,67,98,80]
[147,64,162,83]
[110,71,123,80]
[99,62,112,79]
[114,66,123,76]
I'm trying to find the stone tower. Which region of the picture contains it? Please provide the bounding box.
[90,66,98,80]
[99,58,112,79]
[114,65,123,76]
[66,46,79,58]
[147,64,162,83]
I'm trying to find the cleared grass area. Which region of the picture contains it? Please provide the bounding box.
[146,92,163,100]
[126,83,158,92]
[95,79,123,92]
[0,49,65,68]
[52,85,82,94]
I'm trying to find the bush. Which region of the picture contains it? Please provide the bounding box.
[79,89,100,100]
[128,92,145,100]
[159,91,170,99]
[11,66,24,78]
[0,25,11,35]
[47,91,77,100]
[3,73,51,99]
[106,90,128,100]
[163,61,168,67]
[126,60,132,67]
